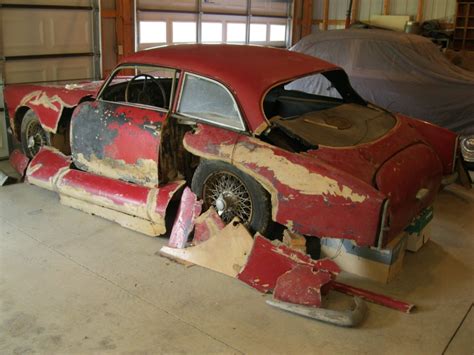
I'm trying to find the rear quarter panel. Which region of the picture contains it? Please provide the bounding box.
[184,124,386,246]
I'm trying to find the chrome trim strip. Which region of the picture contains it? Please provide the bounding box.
[376,199,390,250]
[176,72,246,132]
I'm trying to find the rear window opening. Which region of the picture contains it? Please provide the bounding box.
[261,70,396,151]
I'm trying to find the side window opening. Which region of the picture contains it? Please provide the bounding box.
[177,73,245,131]
[100,65,178,110]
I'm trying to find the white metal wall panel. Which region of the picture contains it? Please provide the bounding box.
[138,0,197,11]
[4,57,93,84]
[0,0,90,5]
[313,0,456,25]
[2,8,93,57]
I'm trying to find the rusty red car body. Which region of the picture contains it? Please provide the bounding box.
[4,44,458,248]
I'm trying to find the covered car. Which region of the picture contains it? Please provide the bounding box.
[289,29,474,165]
[4,44,458,249]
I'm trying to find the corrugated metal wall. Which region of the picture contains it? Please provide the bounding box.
[312,0,456,30]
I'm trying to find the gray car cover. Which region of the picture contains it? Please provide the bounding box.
[289,29,474,135]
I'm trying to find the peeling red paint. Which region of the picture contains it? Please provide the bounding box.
[154,181,185,217]
[5,82,102,134]
[407,117,458,174]
[59,169,150,208]
[9,149,30,177]
[273,265,333,307]
[184,124,385,246]
[375,144,442,245]
[25,147,183,236]
[104,121,159,164]
[237,235,339,293]
[193,207,225,245]
[168,187,203,248]
[26,147,72,190]
[184,117,448,247]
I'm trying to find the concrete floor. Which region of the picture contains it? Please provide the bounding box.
[0,160,473,354]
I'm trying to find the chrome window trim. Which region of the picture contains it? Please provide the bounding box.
[98,99,169,114]
[96,63,178,114]
[177,72,246,132]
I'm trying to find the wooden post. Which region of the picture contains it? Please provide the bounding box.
[301,0,313,37]
[416,0,424,22]
[291,0,302,45]
[116,0,135,62]
[383,0,390,15]
[322,0,329,30]
[352,0,359,24]
[291,0,300,45]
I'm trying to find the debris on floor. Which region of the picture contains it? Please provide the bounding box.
[0,169,17,186]
[320,232,408,283]
[266,296,367,327]
[160,197,416,327]
[168,187,203,248]
[160,219,253,277]
[237,234,339,293]
[192,207,225,245]
[9,149,30,177]
[282,229,307,254]
[332,281,415,313]
[273,264,333,307]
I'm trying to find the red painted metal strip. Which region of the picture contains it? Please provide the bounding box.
[332,281,415,313]
[154,180,185,217]
[59,169,150,208]
[26,147,72,189]
[168,187,202,248]
[238,235,339,293]
[9,149,30,177]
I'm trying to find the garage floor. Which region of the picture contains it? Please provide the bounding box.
[1,160,473,354]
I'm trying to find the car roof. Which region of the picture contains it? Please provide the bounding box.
[120,44,340,132]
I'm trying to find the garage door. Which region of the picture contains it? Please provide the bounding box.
[136,0,292,50]
[1,0,101,85]
[0,0,101,158]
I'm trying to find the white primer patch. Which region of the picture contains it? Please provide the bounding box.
[233,144,367,203]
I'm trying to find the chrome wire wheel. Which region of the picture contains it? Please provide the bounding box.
[24,119,49,157]
[202,171,253,224]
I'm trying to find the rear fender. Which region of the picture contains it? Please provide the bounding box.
[407,116,458,175]
[183,124,386,246]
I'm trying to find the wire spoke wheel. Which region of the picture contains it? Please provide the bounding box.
[192,160,271,235]
[21,110,51,158]
[202,171,253,224]
[25,119,49,157]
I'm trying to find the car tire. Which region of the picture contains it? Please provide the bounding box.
[21,110,51,158]
[191,159,272,235]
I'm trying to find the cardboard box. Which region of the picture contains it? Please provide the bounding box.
[404,207,433,252]
[321,233,407,284]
